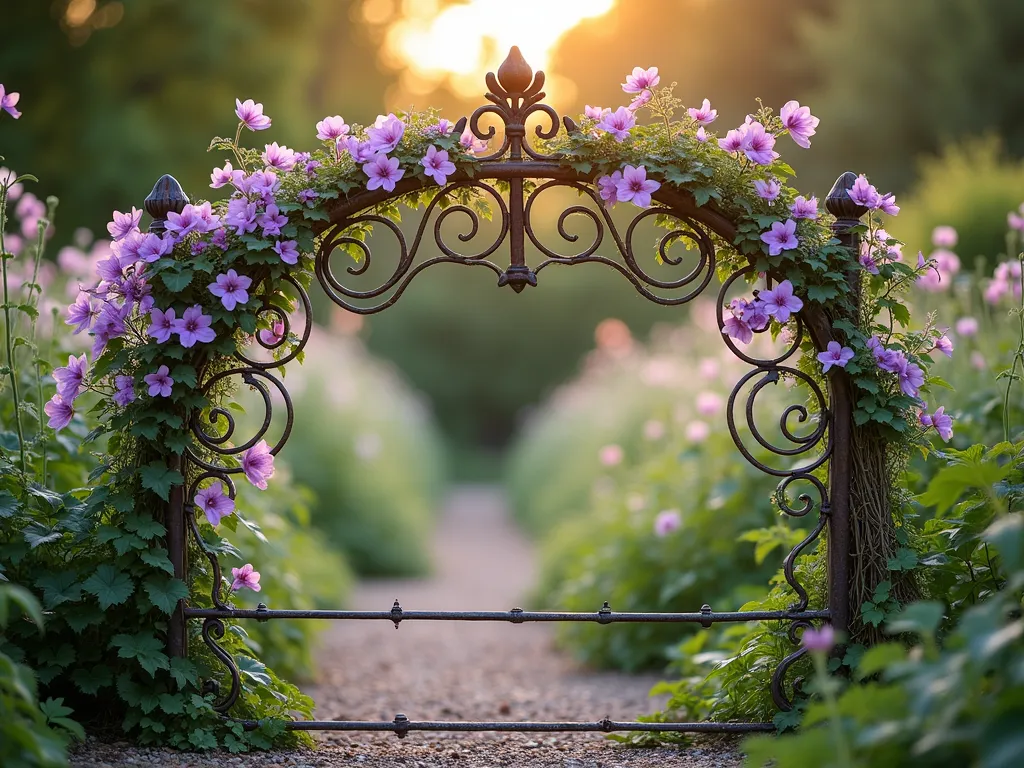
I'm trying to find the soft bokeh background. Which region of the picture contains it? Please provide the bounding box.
[4,0,1024,468]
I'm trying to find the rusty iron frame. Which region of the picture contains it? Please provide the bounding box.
[149,47,864,736]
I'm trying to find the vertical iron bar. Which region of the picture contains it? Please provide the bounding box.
[145,175,190,658]
[824,172,867,639]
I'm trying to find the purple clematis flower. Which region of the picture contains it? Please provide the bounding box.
[367,113,406,153]
[718,125,747,152]
[934,334,954,357]
[247,170,280,201]
[0,85,21,119]
[53,353,88,402]
[66,292,100,334]
[242,439,275,490]
[759,280,803,322]
[760,219,799,256]
[595,106,636,142]
[144,365,174,397]
[877,193,899,216]
[848,174,880,208]
[584,105,607,120]
[897,358,925,398]
[458,128,489,155]
[173,305,216,348]
[687,98,717,125]
[195,484,235,526]
[695,126,708,142]
[627,89,653,113]
[790,196,819,219]
[741,299,770,331]
[262,142,296,172]
[208,269,252,311]
[166,202,220,238]
[147,307,177,343]
[622,66,660,93]
[817,341,855,372]
[615,165,660,208]
[226,198,258,235]
[929,406,954,441]
[44,393,74,430]
[344,136,376,163]
[107,208,142,241]
[316,115,350,141]
[138,232,175,263]
[257,204,289,238]
[420,146,456,186]
[363,154,405,192]
[654,509,682,537]
[426,118,455,136]
[741,122,779,165]
[723,313,753,344]
[235,98,271,131]
[113,375,135,406]
[210,161,234,189]
[779,100,819,148]
[231,563,261,592]
[297,188,319,206]
[802,625,834,652]
[596,171,622,209]
[273,239,299,265]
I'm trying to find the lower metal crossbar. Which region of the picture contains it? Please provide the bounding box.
[231,716,776,736]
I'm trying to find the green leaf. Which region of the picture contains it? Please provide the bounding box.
[886,547,918,571]
[885,601,944,638]
[169,657,199,688]
[188,728,218,750]
[0,490,18,518]
[23,523,63,548]
[111,632,169,675]
[158,693,185,714]
[160,268,194,292]
[143,576,189,615]
[139,461,184,501]
[236,655,271,686]
[72,665,113,694]
[125,514,167,540]
[140,548,176,575]
[806,284,840,303]
[855,642,908,680]
[920,459,1011,516]
[984,513,1023,573]
[82,564,135,608]
[35,571,83,609]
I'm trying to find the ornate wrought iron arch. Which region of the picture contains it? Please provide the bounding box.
[152,46,862,737]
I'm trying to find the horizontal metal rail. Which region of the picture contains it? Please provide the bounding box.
[231,716,776,735]
[184,605,829,625]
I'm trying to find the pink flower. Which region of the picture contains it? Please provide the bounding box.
[257,204,289,238]
[817,341,854,372]
[260,320,286,346]
[790,196,818,219]
[596,171,623,209]
[138,232,174,263]
[344,136,376,163]
[144,365,174,397]
[166,202,220,238]
[741,299,770,331]
[760,219,799,256]
[208,269,252,311]
[741,122,778,165]
[848,175,880,208]
[426,118,455,136]
[173,305,216,348]
[877,193,899,217]
[695,126,708,143]
[686,420,710,442]
[247,170,280,201]
[420,145,456,186]
[231,563,261,592]
[955,317,978,337]
[195,484,235,527]
[615,165,660,208]
[779,100,819,148]
[274,239,299,265]
[107,208,143,241]
[687,98,717,125]
[801,624,834,652]
[759,280,803,322]
[599,444,623,467]
[931,226,958,248]
[235,98,271,131]
[316,115,349,141]
[226,198,258,235]
[458,128,489,156]
[0,85,21,119]
[367,113,406,153]
[859,251,879,275]
[66,292,99,334]
[1009,209,1024,232]
[242,439,275,490]
[934,334,954,358]
[654,509,682,537]
[718,125,747,153]
[44,393,74,430]
[363,154,405,192]
[53,353,88,402]
[262,142,296,172]
[916,251,927,269]
[147,307,177,343]
[897,358,925,398]
[584,105,607,120]
[754,179,781,202]
[627,89,653,112]
[696,391,723,416]
[921,405,953,441]
[113,375,135,406]
[596,106,636,142]
[723,314,753,344]
[622,66,660,93]
[210,161,234,189]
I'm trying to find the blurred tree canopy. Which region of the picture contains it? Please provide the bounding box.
[4,0,1024,459]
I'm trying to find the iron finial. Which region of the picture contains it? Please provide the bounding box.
[145,174,189,234]
[824,171,869,226]
[497,46,534,93]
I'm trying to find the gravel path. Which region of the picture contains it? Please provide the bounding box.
[71,486,743,767]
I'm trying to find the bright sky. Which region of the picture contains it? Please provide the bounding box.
[361,0,617,103]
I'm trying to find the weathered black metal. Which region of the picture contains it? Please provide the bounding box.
[156,46,863,735]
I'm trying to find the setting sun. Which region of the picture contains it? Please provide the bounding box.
[362,0,616,102]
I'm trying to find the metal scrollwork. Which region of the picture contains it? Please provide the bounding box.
[200,617,241,713]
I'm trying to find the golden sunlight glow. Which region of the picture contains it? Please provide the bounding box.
[363,0,616,102]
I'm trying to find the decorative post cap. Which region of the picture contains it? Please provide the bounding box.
[145,174,189,233]
[497,46,534,93]
[825,171,869,224]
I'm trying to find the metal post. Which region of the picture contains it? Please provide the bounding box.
[824,172,868,639]
[145,175,190,658]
